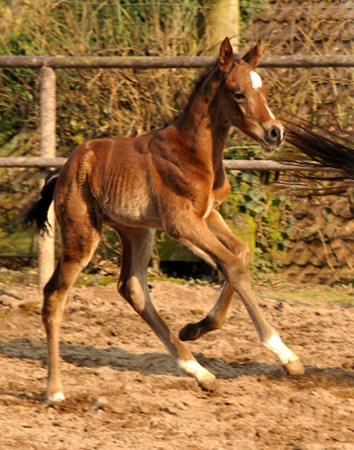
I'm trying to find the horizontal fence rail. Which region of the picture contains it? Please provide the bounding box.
[222,160,341,172]
[2,54,354,69]
[0,157,343,173]
[0,157,67,168]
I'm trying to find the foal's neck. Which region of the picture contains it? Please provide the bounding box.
[174,67,230,163]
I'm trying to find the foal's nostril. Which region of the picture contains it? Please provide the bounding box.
[270,126,280,141]
[266,126,282,143]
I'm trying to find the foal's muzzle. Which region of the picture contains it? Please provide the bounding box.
[259,125,285,152]
[267,125,284,144]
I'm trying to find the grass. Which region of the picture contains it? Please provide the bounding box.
[257,283,354,308]
[0,230,37,258]
[0,265,206,289]
[0,268,37,286]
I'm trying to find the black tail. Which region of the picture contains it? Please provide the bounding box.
[285,122,354,179]
[22,169,61,236]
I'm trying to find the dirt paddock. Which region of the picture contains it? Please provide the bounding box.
[0,278,354,449]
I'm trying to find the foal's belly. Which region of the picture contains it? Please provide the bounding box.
[101,190,163,229]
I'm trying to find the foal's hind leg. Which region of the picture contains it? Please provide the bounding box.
[116,225,218,391]
[180,211,249,341]
[43,226,100,402]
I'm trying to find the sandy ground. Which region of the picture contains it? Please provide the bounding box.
[0,278,354,450]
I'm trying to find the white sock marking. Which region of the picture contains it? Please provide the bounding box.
[250,71,262,90]
[178,360,213,381]
[262,334,298,365]
[48,392,65,402]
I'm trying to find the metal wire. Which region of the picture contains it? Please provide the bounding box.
[24,0,354,10]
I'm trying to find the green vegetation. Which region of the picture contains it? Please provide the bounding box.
[0,0,206,150]
[0,0,207,262]
[0,0,295,279]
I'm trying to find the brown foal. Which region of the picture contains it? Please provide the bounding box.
[24,38,304,402]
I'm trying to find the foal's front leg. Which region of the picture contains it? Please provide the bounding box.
[180,211,247,341]
[167,212,304,376]
[179,282,235,341]
[116,225,218,391]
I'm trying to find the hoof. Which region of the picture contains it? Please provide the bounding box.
[198,376,219,392]
[179,323,201,341]
[46,391,65,403]
[284,359,305,376]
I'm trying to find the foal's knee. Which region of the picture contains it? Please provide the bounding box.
[231,240,250,268]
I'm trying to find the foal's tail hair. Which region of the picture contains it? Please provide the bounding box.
[22,168,61,236]
[285,121,354,179]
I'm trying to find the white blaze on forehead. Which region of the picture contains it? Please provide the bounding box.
[250,70,276,121]
[250,71,262,90]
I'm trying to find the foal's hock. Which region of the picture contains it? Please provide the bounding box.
[24,38,304,402]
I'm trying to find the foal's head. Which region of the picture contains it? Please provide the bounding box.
[218,38,284,153]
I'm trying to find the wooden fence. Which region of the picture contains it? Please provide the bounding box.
[2,54,354,69]
[1,54,351,289]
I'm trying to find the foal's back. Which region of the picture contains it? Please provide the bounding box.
[54,131,164,229]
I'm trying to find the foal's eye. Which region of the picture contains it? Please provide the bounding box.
[234,93,245,101]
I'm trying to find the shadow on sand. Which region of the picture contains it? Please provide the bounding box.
[1,337,354,391]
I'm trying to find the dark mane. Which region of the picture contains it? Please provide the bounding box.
[191,63,218,95]
[164,62,218,127]
[181,56,241,115]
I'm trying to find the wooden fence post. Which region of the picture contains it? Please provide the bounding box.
[38,65,56,291]
[205,0,239,54]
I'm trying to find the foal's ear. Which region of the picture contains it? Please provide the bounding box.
[219,37,234,73]
[242,39,263,69]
